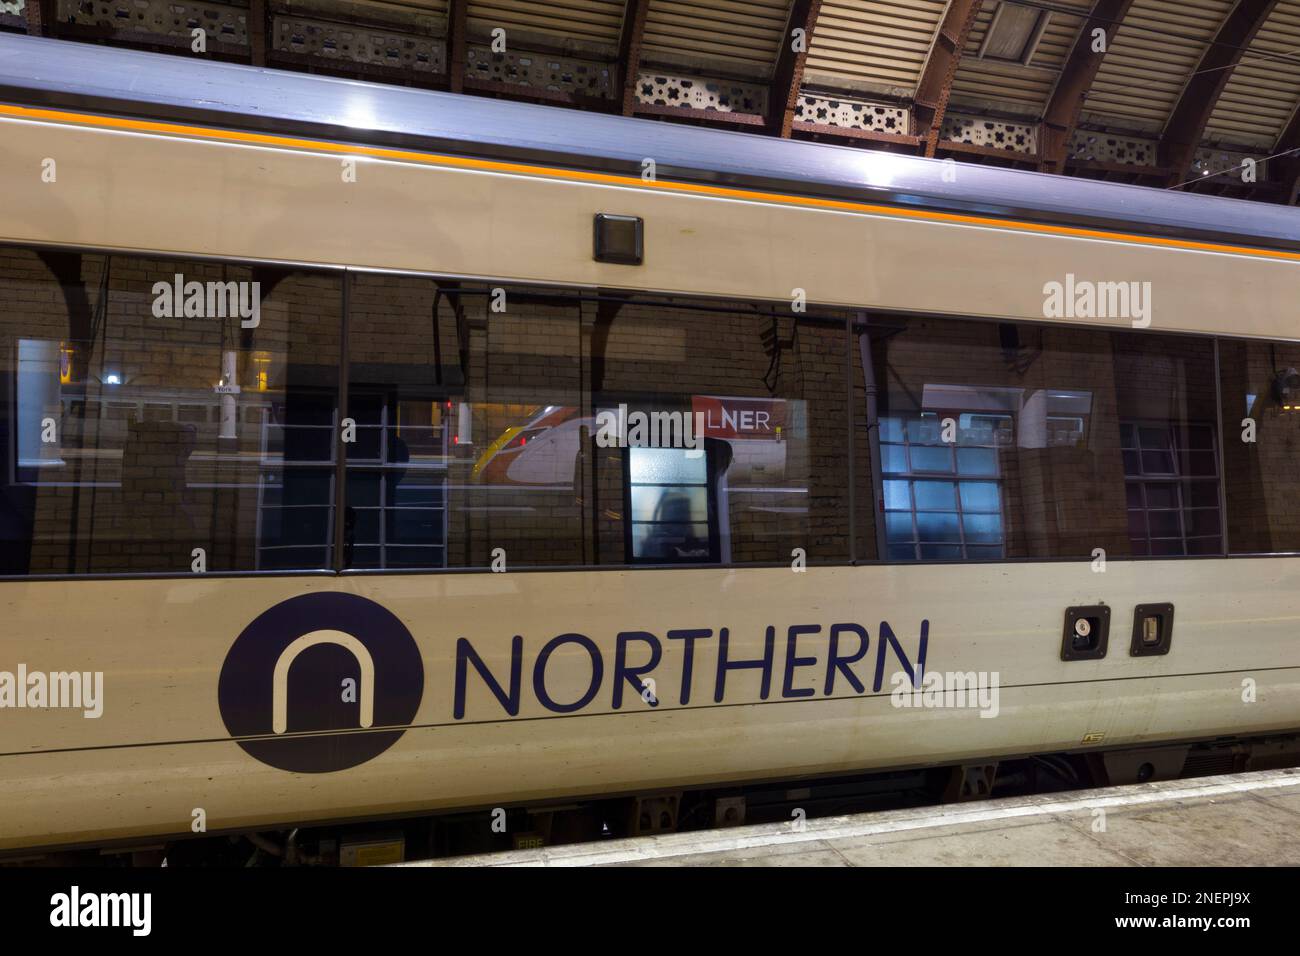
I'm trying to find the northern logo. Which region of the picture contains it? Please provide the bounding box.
[218,593,424,772]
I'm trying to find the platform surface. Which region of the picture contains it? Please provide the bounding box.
[401,768,1300,867]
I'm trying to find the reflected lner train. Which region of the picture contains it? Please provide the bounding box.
[2,33,1300,858]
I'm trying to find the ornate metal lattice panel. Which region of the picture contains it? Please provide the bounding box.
[939,114,1037,153]
[273,15,445,73]
[1,0,23,16]
[464,46,615,98]
[1067,131,1157,166]
[635,73,767,114]
[59,0,248,45]
[794,93,907,134]
[1190,147,1265,182]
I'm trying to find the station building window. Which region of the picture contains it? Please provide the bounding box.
[856,314,1219,560]
[880,412,1006,561]
[345,273,460,570]
[626,446,718,562]
[1122,422,1222,556]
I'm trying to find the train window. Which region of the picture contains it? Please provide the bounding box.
[2,246,1255,577]
[0,247,341,575]
[854,314,1220,561]
[1218,337,1300,554]
[344,277,584,569]
[585,298,851,565]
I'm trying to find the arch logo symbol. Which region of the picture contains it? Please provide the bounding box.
[218,593,424,772]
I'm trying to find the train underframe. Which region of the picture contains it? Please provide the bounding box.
[8,730,1300,866]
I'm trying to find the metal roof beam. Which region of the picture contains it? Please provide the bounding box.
[618,0,652,116]
[1271,105,1300,203]
[1160,0,1280,188]
[448,0,468,94]
[250,0,267,67]
[24,0,51,35]
[1039,0,1136,175]
[768,0,822,136]
[912,0,982,157]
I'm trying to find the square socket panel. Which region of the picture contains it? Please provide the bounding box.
[1061,605,1110,661]
[1130,603,1174,657]
[593,214,643,265]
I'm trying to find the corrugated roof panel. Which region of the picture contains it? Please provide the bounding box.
[1205,0,1300,148]
[1084,0,1235,131]
[946,1,1066,113]
[640,0,791,77]
[950,59,1056,113]
[961,2,996,57]
[1021,0,1090,72]
[468,0,627,48]
[803,0,949,93]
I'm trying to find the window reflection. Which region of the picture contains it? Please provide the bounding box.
[0,243,1278,578]
[1219,338,1300,554]
[588,302,851,566]
[627,446,713,561]
[0,249,340,574]
[858,316,1219,561]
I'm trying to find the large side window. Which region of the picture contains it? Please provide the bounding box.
[345,277,584,569]
[0,247,341,574]
[584,298,851,565]
[346,284,850,568]
[7,245,1258,577]
[1218,337,1300,554]
[855,314,1219,561]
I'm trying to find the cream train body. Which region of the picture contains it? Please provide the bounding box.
[1,36,1299,852]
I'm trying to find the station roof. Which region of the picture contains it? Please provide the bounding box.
[8,0,1300,204]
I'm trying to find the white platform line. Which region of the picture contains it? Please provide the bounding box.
[401,767,1300,867]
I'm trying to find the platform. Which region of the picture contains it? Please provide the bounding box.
[403,768,1300,867]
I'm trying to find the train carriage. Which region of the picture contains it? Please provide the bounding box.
[1,33,1300,858]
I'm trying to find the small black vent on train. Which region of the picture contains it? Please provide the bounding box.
[593,213,643,265]
[1061,605,1110,661]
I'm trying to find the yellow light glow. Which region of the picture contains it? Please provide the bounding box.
[251,352,271,391]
